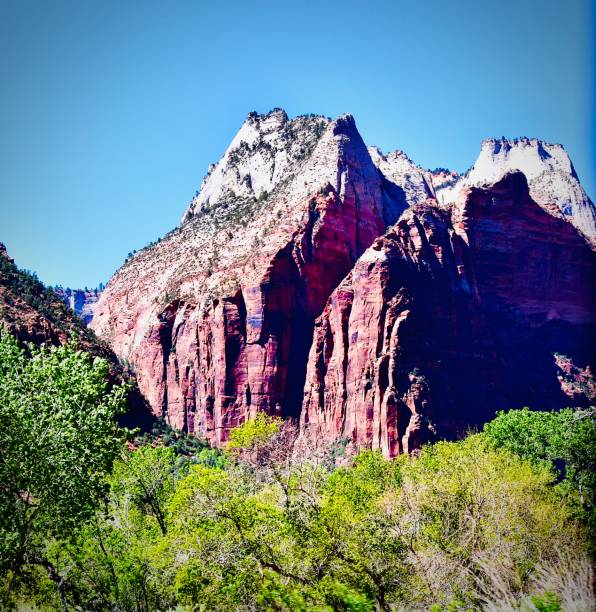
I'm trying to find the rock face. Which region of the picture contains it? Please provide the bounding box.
[301,173,595,455]
[92,111,409,445]
[92,110,596,454]
[54,287,102,324]
[435,137,596,245]
[182,109,330,223]
[368,146,435,208]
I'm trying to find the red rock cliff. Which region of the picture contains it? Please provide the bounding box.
[91,112,408,445]
[91,110,595,455]
[301,172,595,456]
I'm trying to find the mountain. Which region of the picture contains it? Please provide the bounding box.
[0,243,103,350]
[435,137,596,245]
[91,110,411,443]
[302,172,594,455]
[91,110,595,454]
[368,146,435,208]
[54,286,103,325]
[0,243,153,427]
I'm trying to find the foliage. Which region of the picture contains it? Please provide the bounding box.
[14,420,594,609]
[0,344,592,611]
[227,412,281,452]
[134,416,211,457]
[0,332,128,609]
[484,407,596,521]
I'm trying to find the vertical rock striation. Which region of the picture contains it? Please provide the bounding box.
[91,110,596,455]
[301,173,595,456]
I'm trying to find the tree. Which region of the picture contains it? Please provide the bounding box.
[110,446,179,536]
[0,333,128,609]
[484,407,596,513]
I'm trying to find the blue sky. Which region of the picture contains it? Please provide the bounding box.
[0,0,593,288]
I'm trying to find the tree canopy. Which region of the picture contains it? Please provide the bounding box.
[0,332,593,610]
[0,333,128,609]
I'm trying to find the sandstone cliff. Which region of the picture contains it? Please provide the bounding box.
[92,111,412,444]
[54,287,102,324]
[301,173,595,456]
[91,111,596,454]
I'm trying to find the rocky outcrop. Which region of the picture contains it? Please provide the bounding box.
[54,287,102,324]
[368,146,435,208]
[91,110,596,455]
[301,173,595,456]
[554,354,595,404]
[435,137,596,245]
[0,244,95,348]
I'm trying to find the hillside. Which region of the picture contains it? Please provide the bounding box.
[0,243,153,427]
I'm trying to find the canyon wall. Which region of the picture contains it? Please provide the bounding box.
[301,173,595,456]
[91,110,596,454]
[54,287,102,324]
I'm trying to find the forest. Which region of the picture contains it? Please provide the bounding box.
[1,333,594,611]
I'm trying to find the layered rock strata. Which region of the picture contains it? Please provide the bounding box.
[91,110,596,454]
[301,173,595,455]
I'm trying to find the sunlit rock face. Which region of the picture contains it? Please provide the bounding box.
[54,287,102,325]
[435,137,596,246]
[92,110,595,454]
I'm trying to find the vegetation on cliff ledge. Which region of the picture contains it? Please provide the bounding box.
[0,333,594,611]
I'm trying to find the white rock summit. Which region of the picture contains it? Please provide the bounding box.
[182,113,594,246]
[368,146,435,208]
[182,109,330,223]
[435,137,596,245]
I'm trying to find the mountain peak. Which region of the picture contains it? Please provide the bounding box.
[436,136,594,244]
[246,107,289,124]
[477,136,575,176]
[368,145,435,207]
[182,111,331,223]
[332,113,356,132]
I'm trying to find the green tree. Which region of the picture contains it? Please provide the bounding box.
[227,412,281,452]
[0,333,128,609]
[391,435,583,607]
[51,446,181,611]
[484,407,596,512]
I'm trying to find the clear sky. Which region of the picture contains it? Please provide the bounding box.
[0,0,593,288]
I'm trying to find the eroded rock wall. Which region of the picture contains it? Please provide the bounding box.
[301,173,595,455]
